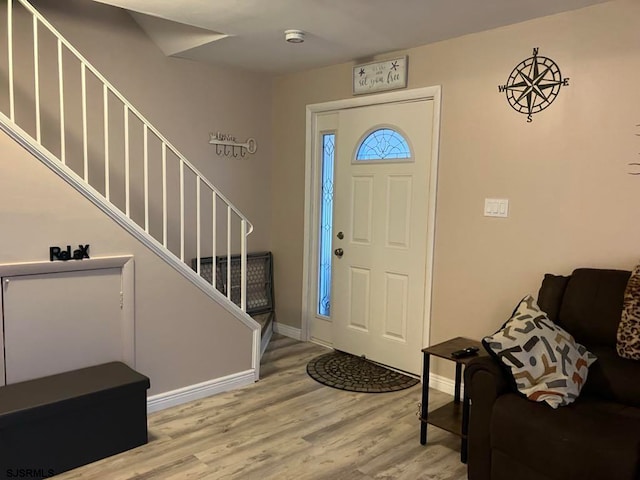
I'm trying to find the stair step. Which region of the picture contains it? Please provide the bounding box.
[252,312,274,338]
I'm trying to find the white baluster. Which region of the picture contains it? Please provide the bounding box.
[58,38,65,164]
[8,0,14,121]
[33,15,41,143]
[212,194,217,287]
[104,85,110,201]
[162,143,167,248]
[124,105,130,217]
[180,160,185,262]
[241,219,247,311]
[227,206,231,301]
[144,124,149,232]
[196,178,201,275]
[81,63,88,182]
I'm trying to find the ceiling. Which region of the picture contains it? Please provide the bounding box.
[90,0,610,75]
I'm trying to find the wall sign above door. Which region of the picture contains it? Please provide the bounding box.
[498,48,569,123]
[353,56,408,95]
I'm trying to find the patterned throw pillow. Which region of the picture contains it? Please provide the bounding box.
[617,264,640,360]
[483,295,597,408]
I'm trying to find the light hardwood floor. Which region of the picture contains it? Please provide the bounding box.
[57,334,468,480]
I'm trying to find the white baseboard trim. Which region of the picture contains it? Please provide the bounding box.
[273,322,302,340]
[147,369,255,413]
[428,372,460,397]
[309,338,333,350]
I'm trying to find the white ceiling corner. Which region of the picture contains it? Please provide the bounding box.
[129,11,229,57]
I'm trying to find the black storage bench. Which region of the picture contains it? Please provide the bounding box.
[0,362,150,479]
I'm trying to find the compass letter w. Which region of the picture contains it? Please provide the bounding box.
[498,84,508,93]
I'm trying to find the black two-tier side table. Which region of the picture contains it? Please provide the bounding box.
[419,336,488,463]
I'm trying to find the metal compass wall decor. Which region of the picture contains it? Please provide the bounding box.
[498,48,570,123]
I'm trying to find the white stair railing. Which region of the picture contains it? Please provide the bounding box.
[1,0,252,311]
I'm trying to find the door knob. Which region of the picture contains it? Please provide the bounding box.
[337,231,344,240]
[334,248,344,258]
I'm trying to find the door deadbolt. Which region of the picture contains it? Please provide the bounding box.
[334,248,344,258]
[337,231,344,240]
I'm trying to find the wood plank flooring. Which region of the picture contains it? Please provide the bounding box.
[56,334,468,480]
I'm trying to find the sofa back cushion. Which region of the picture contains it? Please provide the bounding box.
[555,268,630,349]
[537,273,570,323]
[583,346,640,406]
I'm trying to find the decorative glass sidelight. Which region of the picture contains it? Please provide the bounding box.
[355,128,411,161]
[318,133,335,317]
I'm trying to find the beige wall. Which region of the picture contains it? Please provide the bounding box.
[272,1,640,376]
[4,0,640,388]
[29,0,273,253]
[0,0,271,394]
[0,130,253,395]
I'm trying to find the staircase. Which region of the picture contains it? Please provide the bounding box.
[0,0,261,377]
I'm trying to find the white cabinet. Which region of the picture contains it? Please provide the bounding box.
[0,258,134,385]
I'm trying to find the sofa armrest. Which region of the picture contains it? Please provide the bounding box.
[465,355,511,480]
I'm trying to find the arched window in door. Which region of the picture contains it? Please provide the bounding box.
[355,127,412,161]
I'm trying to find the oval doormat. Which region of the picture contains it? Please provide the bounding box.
[306,350,419,393]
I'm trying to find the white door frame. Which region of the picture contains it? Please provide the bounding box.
[301,86,442,353]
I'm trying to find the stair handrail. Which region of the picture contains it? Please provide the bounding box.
[5,0,254,311]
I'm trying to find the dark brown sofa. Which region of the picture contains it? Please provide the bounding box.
[465,268,640,480]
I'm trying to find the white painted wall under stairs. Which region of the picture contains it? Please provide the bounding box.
[0,0,262,409]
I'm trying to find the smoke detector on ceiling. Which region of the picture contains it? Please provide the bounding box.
[284,29,305,44]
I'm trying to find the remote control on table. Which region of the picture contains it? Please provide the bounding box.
[451,346,479,358]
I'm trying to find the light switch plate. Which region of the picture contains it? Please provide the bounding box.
[484,198,509,218]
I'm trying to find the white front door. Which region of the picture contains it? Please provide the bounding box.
[331,99,434,375]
